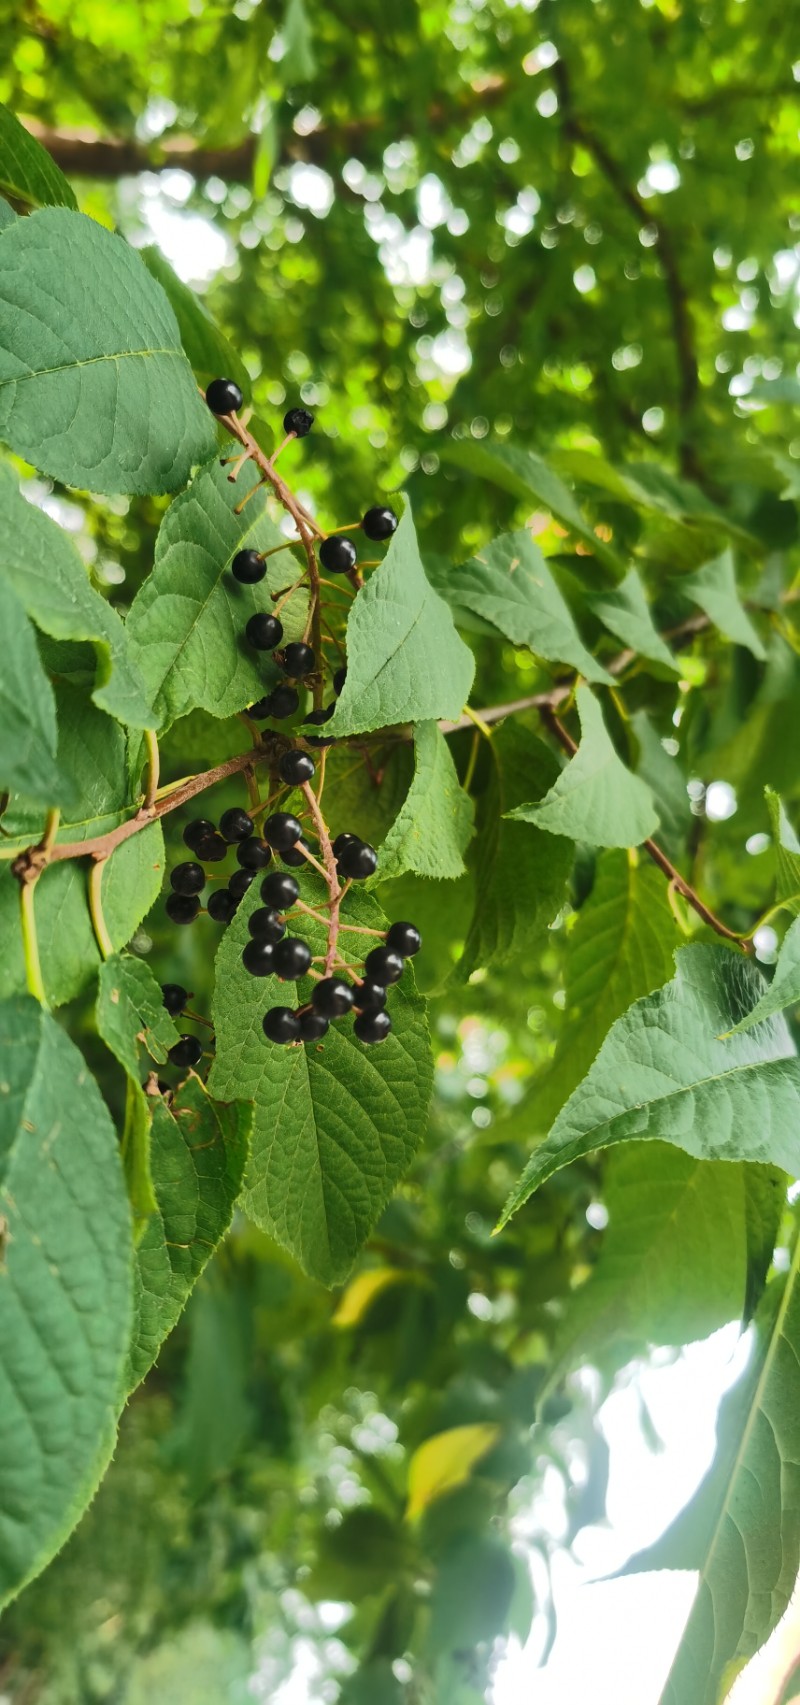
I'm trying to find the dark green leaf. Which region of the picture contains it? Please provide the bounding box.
[508,686,660,848]
[376,721,474,882]
[0,104,77,210]
[0,578,72,806]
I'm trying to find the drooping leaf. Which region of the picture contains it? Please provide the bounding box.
[508,685,660,848]
[499,944,800,1225]
[375,721,474,882]
[126,1079,251,1391]
[282,0,317,81]
[0,104,77,210]
[588,568,679,673]
[140,246,252,401]
[328,500,475,736]
[0,208,216,494]
[0,996,132,1608]
[726,916,800,1034]
[681,551,767,660]
[0,467,154,729]
[210,876,433,1286]
[0,578,72,806]
[332,1266,418,1327]
[766,788,800,915]
[127,457,308,731]
[406,1425,500,1523]
[439,439,623,578]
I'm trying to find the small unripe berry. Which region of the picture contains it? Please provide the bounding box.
[246,612,283,650]
[312,977,354,1018]
[207,889,237,923]
[279,749,316,786]
[162,982,187,1015]
[220,807,254,843]
[231,549,265,584]
[206,378,243,416]
[263,811,302,850]
[272,937,312,980]
[364,945,404,984]
[261,871,300,909]
[362,505,398,541]
[283,407,314,438]
[263,1006,301,1044]
[319,536,357,575]
[281,641,315,678]
[353,1010,392,1045]
[166,893,200,925]
[170,861,205,896]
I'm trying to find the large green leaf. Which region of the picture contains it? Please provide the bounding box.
[0,208,216,494]
[454,721,572,982]
[0,466,153,729]
[127,457,307,731]
[681,551,766,661]
[0,996,132,1608]
[587,568,679,673]
[439,439,623,579]
[126,1080,251,1391]
[328,500,475,736]
[210,876,433,1285]
[727,915,800,1034]
[376,722,474,882]
[96,954,181,1225]
[427,530,612,683]
[622,1238,800,1705]
[140,247,252,401]
[0,578,72,806]
[766,789,800,915]
[508,686,660,848]
[500,944,800,1224]
[0,104,77,210]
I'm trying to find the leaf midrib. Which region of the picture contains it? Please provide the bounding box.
[0,348,182,389]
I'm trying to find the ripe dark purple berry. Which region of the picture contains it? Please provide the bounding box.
[261,871,300,909]
[304,703,336,745]
[242,939,276,977]
[281,840,311,867]
[352,978,387,1012]
[386,921,422,958]
[162,983,187,1015]
[220,807,254,843]
[231,549,265,584]
[237,838,271,871]
[353,1010,392,1045]
[263,812,303,850]
[299,1009,329,1042]
[184,817,215,852]
[283,407,314,438]
[207,888,238,923]
[279,749,315,786]
[362,505,398,541]
[247,696,275,720]
[170,861,205,896]
[272,937,312,980]
[319,536,357,575]
[246,612,284,650]
[312,977,354,1018]
[194,832,228,863]
[168,1033,204,1067]
[263,1006,301,1044]
[337,838,378,880]
[248,907,286,944]
[166,893,200,925]
[364,945,404,984]
[281,641,316,678]
[332,665,347,695]
[228,869,255,900]
[206,378,243,416]
[332,832,356,857]
[264,684,300,720]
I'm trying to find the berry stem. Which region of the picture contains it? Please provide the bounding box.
[300,779,344,977]
[19,875,48,1008]
[88,857,114,960]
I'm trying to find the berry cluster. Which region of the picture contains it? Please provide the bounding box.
[254,906,421,1048]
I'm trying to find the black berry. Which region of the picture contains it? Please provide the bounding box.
[299,1009,329,1042]
[264,811,303,850]
[249,907,287,944]
[283,407,314,437]
[279,749,315,786]
[261,871,300,909]
[206,378,243,416]
[228,869,255,900]
[220,807,254,843]
[170,861,205,896]
[162,982,187,1015]
[386,921,422,958]
[281,840,311,867]
[353,1009,392,1045]
[364,945,404,984]
[207,888,238,923]
[353,978,387,1012]
[242,939,276,977]
[332,832,356,857]
[184,817,215,852]
[247,696,275,720]
[168,1034,204,1067]
[237,838,271,870]
[362,505,398,541]
[194,832,228,863]
[281,641,316,678]
[263,1006,301,1045]
[264,684,300,720]
[232,549,265,585]
[166,893,200,925]
[337,839,378,880]
[272,937,312,980]
[319,536,357,575]
[332,665,347,695]
[312,977,354,1018]
[246,612,284,650]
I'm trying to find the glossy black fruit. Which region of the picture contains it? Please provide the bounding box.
[283,407,314,437]
[162,982,187,1015]
[332,832,356,857]
[228,869,255,900]
[353,1009,392,1044]
[312,977,354,1017]
[242,939,276,977]
[170,861,205,896]
[264,684,300,720]
[220,807,254,843]
[352,977,387,1012]
[246,612,283,650]
[263,1006,301,1044]
[207,888,238,923]
[231,549,265,584]
[247,696,275,720]
[184,817,215,851]
[272,937,312,980]
[264,811,303,850]
[237,838,271,870]
[261,871,300,909]
[166,893,200,925]
[362,505,398,541]
[386,921,422,958]
[304,703,336,745]
[281,840,310,867]
[337,838,378,880]
[319,535,357,574]
[206,378,243,416]
[194,832,228,863]
[168,1033,204,1067]
[332,665,347,695]
[248,907,286,944]
[299,1009,329,1042]
[279,749,315,786]
[364,945,404,984]
[281,641,316,678]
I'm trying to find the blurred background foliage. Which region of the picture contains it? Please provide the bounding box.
[1,0,800,1699]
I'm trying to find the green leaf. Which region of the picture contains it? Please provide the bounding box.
[0,578,73,806]
[508,685,660,848]
[0,104,77,210]
[622,1242,800,1705]
[126,1079,251,1392]
[376,722,474,882]
[427,1534,516,1655]
[96,952,179,1077]
[499,944,800,1225]
[726,916,800,1034]
[440,439,623,579]
[766,788,800,915]
[282,0,317,82]
[0,208,216,494]
[588,568,680,673]
[631,709,692,859]
[406,1425,500,1523]
[0,996,132,1608]
[681,551,767,661]
[328,500,475,736]
[454,721,572,982]
[0,196,17,230]
[127,456,307,731]
[140,247,252,402]
[0,466,154,728]
[209,876,433,1286]
[431,530,612,684]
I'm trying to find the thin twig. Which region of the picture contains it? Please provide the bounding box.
[88,858,114,959]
